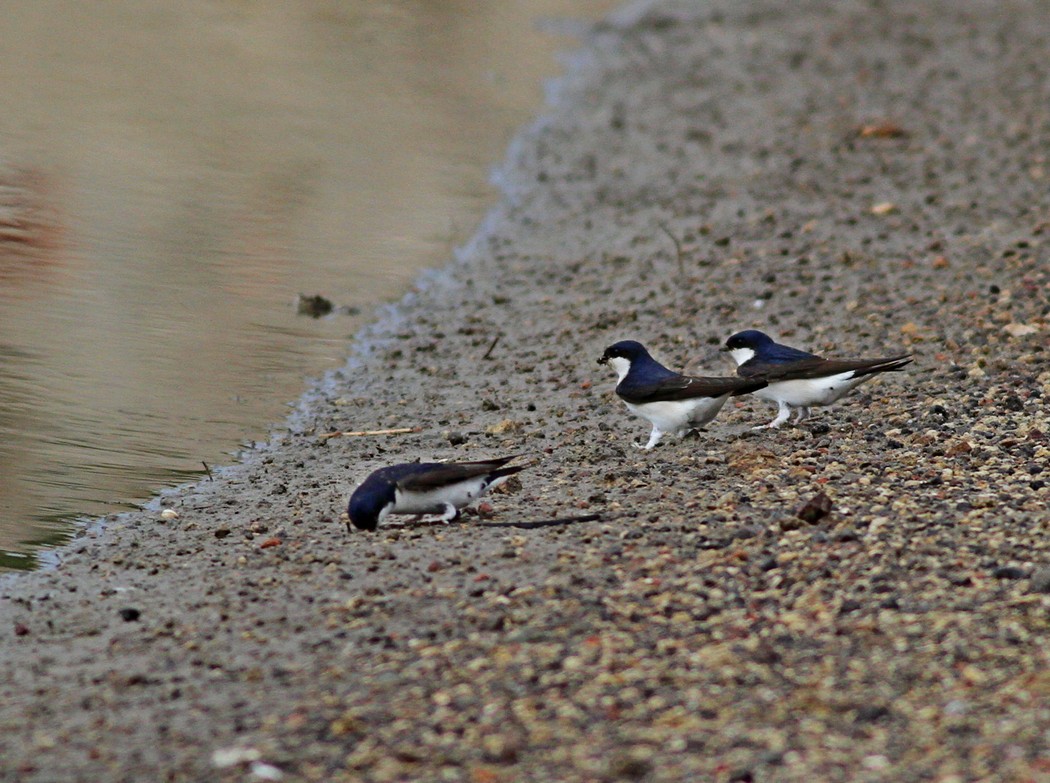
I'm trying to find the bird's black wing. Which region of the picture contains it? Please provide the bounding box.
[827,355,913,379]
[737,355,830,380]
[397,457,523,491]
[740,354,911,382]
[619,375,766,404]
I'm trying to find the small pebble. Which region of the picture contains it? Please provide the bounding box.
[796,492,833,524]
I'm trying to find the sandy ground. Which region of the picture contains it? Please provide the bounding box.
[2,0,1049,781]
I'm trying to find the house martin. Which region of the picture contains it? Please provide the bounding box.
[598,340,767,449]
[721,329,912,428]
[346,455,525,531]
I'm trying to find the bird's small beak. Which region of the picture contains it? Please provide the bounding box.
[718,345,730,353]
[597,355,608,365]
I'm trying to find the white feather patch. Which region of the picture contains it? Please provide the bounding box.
[625,394,731,436]
[393,477,491,515]
[726,347,755,366]
[756,371,872,408]
[607,355,633,383]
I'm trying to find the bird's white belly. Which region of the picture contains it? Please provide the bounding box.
[393,478,489,515]
[626,395,729,433]
[757,372,869,407]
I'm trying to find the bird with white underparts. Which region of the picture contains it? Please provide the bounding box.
[721,329,912,429]
[598,340,768,450]
[346,456,525,531]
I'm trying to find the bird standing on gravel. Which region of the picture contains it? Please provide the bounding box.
[721,329,912,429]
[598,340,767,450]
[346,456,525,531]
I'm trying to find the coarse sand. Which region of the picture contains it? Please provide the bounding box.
[2,1,1048,781]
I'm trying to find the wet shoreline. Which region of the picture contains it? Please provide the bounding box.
[0,0,616,568]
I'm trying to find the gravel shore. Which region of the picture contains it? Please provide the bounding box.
[3,1,1049,781]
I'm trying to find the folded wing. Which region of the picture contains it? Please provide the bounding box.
[618,374,767,405]
[397,456,523,491]
[739,355,911,382]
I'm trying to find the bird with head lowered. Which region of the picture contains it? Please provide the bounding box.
[346,456,525,531]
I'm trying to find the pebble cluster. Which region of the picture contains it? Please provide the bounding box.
[2,1,1048,781]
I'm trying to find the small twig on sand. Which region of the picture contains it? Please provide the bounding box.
[318,426,421,440]
[657,221,685,277]
[202,461,213,480]
[482,335,501,360]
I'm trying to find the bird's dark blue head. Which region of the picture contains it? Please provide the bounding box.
[346,473,397,532]
[598,340,650,364]
[722,329,815,364]
[722,330,774,353]
[598,340,678,384]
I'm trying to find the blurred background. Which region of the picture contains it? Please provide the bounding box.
[0,0,616,570]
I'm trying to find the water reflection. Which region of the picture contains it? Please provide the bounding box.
[0,0,615,569]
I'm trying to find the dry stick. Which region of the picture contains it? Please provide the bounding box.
[317,426,421,440]
[657,220,685,277]
[202,461,213,480]
[482,334,501,360]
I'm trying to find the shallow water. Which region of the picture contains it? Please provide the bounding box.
[0,0,615,570]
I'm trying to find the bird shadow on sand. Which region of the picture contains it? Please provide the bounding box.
[479,512,609,530]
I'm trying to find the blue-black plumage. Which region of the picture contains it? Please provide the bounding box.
[346,456,525,531]
[721,329,912,428]
[598,340,766,449]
